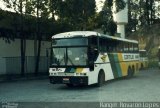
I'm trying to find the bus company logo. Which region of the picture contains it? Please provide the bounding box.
[101,55,107,62]
[52,68,63,72]
[124,55,134,60]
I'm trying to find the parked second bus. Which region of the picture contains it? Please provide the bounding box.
[139,50,148,69]
[49,31,140,87]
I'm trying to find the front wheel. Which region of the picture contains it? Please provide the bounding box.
[97,71,105,87]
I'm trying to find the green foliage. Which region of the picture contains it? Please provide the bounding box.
[1,0,130,38]
[148,60,158,68]
[115,0,126,12]
[56,0,96,30]
[0,10,61,40]
[95,0,125,35]
[126,0,160,36]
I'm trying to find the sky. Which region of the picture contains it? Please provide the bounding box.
[0,0,105,12]
[96,0,105,12]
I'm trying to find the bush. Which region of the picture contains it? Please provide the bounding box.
[148,59,158,68]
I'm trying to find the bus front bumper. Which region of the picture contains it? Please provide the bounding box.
[49,76,88,85]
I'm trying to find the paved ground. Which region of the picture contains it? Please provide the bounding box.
[0,68,160,103]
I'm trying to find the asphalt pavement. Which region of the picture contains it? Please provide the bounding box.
[0,68,160,107]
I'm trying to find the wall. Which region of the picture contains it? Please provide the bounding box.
[0,38,51,75]
[0,39,51,57]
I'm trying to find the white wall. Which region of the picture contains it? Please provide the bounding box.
[0,39,51,57]
[0,58,6,74]
[0,38,51,75]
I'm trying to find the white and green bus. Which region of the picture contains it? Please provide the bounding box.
[139,50,148,69]
[49,31,140,87]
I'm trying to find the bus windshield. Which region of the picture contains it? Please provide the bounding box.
[52,38,88,46]
[51,37,88,66]
[52,47,88,66]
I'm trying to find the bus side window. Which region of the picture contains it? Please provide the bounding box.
[111,40,119,53]
[116,41,122,53]
[99,38,106,53]
[99,38,102,52]
[120,42,124,53]
[133,44,138,53]
[129,43,134,52]
[106,40,112,52]
[124,42,129,52]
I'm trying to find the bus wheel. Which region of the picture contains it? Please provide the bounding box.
[127,67,133,79]
[97,70,105,87]
[66,84,74,87]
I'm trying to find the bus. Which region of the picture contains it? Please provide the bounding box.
[158,46,160,69]
[139,50,148,69]
[49,31,139,87]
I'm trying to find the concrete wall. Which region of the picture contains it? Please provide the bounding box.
[0,58,6,74]
[0,39,51,57]
[0,38,51,75]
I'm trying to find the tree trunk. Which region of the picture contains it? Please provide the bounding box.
[34,0,41,76]
[20,0,26,76]
[35,38,42,76]
[150,0,154,25]
[146,0,150,25]
[20,39,25,76]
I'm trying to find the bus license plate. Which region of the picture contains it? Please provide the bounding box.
[63,78,70,83]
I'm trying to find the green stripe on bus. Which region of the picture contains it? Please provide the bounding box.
[108,53,122,78]
[108,54,119,78]
[114,54,122,77]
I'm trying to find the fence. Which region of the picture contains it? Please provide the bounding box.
[0,56,50,76]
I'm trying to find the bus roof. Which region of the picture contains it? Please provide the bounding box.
[52,31,138,44]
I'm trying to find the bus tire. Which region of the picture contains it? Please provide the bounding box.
[97,70,105,87]
[127,67,133,79]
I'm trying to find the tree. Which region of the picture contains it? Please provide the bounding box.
[95,0,126,35]
[49,0,59,21]
[55,0,96,31]
[3,0,27,76]
[30,0,51,75]
[126,0,158,36]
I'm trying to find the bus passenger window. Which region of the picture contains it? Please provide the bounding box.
[119,42,124,52]
[99,38,106,52]
[133,44,138,52]
[129,43,134,51]
[124,43,129,52]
